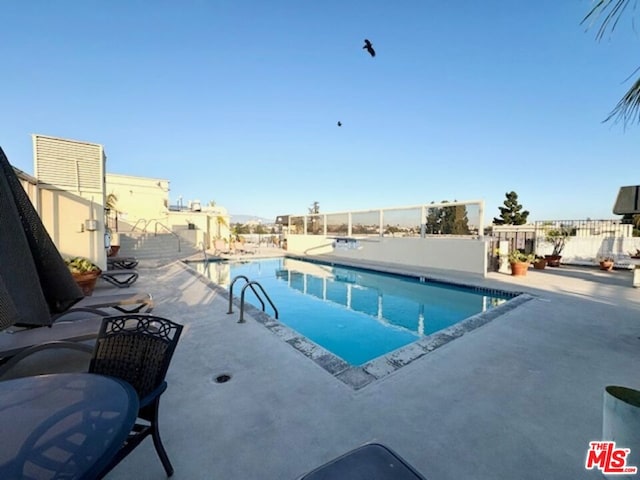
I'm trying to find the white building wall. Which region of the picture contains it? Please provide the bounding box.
[287,235,488,276]
[536,236,640,266]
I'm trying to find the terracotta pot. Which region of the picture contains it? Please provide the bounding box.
[72,270,101,296]
[544,255,562,267]
[599,260,614,271]
[510,261,530,276]
[533,259,547,270]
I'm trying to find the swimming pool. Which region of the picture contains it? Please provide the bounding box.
[193,257,514,366]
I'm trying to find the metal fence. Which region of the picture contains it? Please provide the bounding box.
[533,219,633,238]
[487,219,636,271]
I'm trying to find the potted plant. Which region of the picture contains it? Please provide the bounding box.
[543,226,572,267]
[508,250,535,276]
[599,256,615,271]
[533,255,547,270]
[66,257,102,296]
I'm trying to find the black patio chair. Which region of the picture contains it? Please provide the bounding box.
[91,314,183,478]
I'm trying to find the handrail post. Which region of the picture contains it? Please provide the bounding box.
[239,286,248,323]
[228,275,250,314]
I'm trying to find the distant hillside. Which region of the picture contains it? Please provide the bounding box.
[230,214,275,225]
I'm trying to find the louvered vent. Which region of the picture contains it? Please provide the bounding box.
[34,136,103,192]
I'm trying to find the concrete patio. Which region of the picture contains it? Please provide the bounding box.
[11,257,640,479]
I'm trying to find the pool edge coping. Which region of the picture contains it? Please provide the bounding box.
[178,259,534,390]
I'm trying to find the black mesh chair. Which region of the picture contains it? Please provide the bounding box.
[90,315,183,478]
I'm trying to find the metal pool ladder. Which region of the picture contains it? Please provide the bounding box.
[227,275,279,323]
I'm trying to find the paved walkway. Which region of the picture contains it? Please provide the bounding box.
[11,257,640,479]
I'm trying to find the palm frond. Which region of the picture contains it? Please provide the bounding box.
[604,75,640,125]
[582,0,635,40]
[583,0,640,125]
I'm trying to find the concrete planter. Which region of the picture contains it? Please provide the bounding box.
[602,386,640,479]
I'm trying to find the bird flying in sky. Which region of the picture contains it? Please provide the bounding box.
[363,39,375,57]
[337,121,342,127]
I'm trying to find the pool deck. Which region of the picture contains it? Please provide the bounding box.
[12,251,640,479]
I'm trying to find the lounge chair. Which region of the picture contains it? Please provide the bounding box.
[101,270,139,288]
[213,239,231,255]
[233,242,257,255]
[0,292,154,362]
[107,257,139,270]
[69,291,153,316]
[243,242,258,254]
[0,317,104,362]
[104,257,140,287]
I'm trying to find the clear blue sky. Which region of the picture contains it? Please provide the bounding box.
[1,1,637,222]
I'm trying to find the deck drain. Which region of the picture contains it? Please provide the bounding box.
[214,374,232,384]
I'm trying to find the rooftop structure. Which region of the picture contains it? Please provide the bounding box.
[7,257,640,480]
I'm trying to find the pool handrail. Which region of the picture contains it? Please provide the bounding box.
[238,281,279,323]
[227,275,265,314]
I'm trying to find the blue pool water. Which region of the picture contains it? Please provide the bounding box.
[197,257,511,366]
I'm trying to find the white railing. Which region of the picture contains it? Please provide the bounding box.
[287,200,485,239]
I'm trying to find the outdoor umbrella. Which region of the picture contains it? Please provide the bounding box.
[0,146,83,328]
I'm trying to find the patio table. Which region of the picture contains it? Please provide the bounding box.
[0,372,138,479]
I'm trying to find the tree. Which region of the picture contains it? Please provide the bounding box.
[493,191,529,225]
[231,222,250,237]
[105,193,118,212]
[308,201,320,214]
[254,224,268,235]
[425,201,471,234]
[385,225,400,237]
[443,203,471,234]
[425,203,443,234]
[307,201,321,234]
[583,0,640,126]
[632,214,640,236]
[214,215,227,239]
[104,193,118,233]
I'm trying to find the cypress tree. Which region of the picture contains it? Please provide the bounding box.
[493,191,529,225]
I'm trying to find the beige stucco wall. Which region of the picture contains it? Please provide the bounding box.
[105,173,169,229]
[286,235,488,276]
[39,188,104,262]
[17,170,106,269]
[31,135,108,269]
[166,208,230,249]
